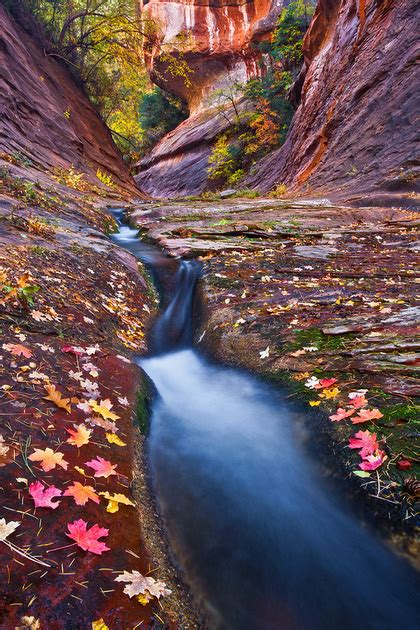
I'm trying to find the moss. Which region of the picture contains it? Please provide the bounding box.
[135,378,152,435]
[286,327,357,352]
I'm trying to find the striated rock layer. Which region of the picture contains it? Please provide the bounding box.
[0,5,139,195]
[247,0,419,204]
[137,0,419,203]
[135,0,286,197]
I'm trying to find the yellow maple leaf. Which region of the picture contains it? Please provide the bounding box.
[89,399,120,421]
[309,401,321,407]
[92,619,109,630]
[99,491,135,513]
[44,384,71,413]
[66,424,92,447]
[105,432,126,446]
[319,387,341,400]
[136,592,152,605]
[74,465,87,476]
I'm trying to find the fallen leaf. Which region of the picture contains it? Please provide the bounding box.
[319,387,340,400]
[66,519,109,555]
[115,570,171,600]
[44,384,71,413]
[329,408,355,422]
[89,399,120,421]
[88,416,119,433]
[259,347,270,359]
[105,433,126,446]
[64,481,100,505]
[29,481,62,509]
[348,430,379,458]
[28,447,69,472]
[309,401,321,407]
[85,456,117,478]
[315,377,337,390]
[99,491,134,513]
[0,518,20,541]
[66,424,92,447]
[16,615,41,630]
[348,395,368,410]
[92,620,109,630]
[396,459,412,470]
[2,343,32,358]
[351,408,384,424]
[359,450,387,471]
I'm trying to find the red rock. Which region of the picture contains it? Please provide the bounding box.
[248,0,419,206]
[0,5,140,195]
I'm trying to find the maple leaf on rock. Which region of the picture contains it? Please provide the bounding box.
[348,395,368,410]
[44,384,71,413]
[29,481,62,509]
[66,519,109,554]
[64,481,100,505]
[329,408,355,422]
[359,450,387,471]
[315,377,337,390]
[348,430,379,458]
[351,408,384,424]
[66,424,92,447]
[2,343,32,358]
[99,491,134,513]
[85,456,117,478]
[0,518,20,541]
[115,570,172,600]
[29,447,69,472]
[89,399,120,421]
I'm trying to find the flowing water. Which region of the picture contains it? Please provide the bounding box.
[111,210,419,630]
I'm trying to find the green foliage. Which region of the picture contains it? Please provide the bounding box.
[272,0,315,73]
[138,88,187,152]
[9,1,190,163]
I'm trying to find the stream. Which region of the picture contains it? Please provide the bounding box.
[111,210,419,630]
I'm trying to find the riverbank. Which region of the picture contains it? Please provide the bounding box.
[130,196,419,561]
[0,161,199,627]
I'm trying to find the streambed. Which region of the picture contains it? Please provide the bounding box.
[111,209,419,630]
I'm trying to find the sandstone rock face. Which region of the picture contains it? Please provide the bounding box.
[137,0,418,203]
[247,0,419,204]
[0,6,138,194]
[142,0,282,113]
[135,0,286,197]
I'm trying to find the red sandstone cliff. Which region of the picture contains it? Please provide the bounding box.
[0,5,139,195]
[136,0,419,204]
[247,0,419,204]
[135,0,287,196]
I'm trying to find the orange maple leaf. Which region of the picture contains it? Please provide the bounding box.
[88,399,120,421]
[3,343,32,358]
[28,447,69,472]
[44,384,71,413]
[66,424,92,447]
[64,481,100,505]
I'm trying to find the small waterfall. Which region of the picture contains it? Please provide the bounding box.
[149,259,201,353]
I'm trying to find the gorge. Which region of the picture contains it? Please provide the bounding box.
[0,1,419,628]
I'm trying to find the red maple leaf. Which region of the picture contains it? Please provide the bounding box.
[348,430,379,458]
[85,456,117,478]
[66,519,109,554]
[29,481,62,509]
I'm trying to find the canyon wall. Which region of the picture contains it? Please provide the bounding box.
[248,0,419,204]
[136,0,419,204]
[135,0,287,196]
[0,5,138,195]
